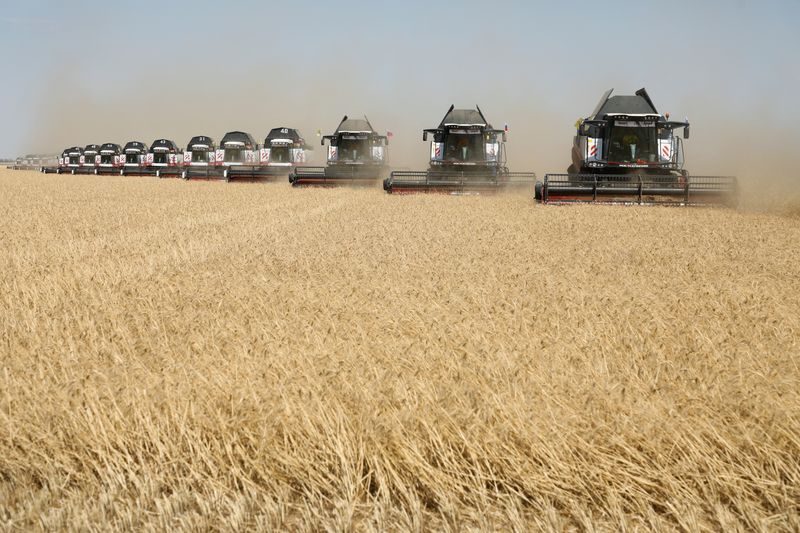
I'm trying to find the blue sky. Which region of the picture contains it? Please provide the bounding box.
[1,0,798,173]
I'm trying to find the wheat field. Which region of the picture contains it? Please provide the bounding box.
[0,168,798,531]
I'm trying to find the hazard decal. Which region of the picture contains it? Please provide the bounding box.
[431,142,443,161]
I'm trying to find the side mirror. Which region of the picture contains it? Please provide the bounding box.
[582,124,601,138]
[683,125,690,139]
[320,138,325,146]
[423,131,427,142]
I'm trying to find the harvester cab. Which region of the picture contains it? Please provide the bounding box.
[535,88,737,205]
[97,143,122,175]
[181,136,216,179]
[289,115,388,186]
[384,105,536,194]
[147,139,182,178]
[255,127,311,178]
[78,144,101,174]
[120,141,149,176]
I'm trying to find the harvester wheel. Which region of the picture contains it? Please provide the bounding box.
[71,169,76,175]
[56,168,61,175]
[223,169,230,182]
[534,181,543,201]
[120,169,125,176]
[156,170,161,179]
[181,171,188,180]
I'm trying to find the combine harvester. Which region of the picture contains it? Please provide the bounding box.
[249,127,311,180]
[216,131,259,181]
[74,144,101,174]
[63,146,83,174]
[96,143,123,175]
[535,88,737,205]
[181,135,217,179]
[289,115,388,187]
[384,105,536,194]
[120,141,149,176]
[148,139,183,178]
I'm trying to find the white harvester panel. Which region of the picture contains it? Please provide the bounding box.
[372,146,385,162]
[114,155,120,165]
[485,142,499,162]
[585,137,603,162]
[95,155,101,165]
[430,142,443,161]
[245,150,257,164]
[659,138,673,163]
[292,149,306,163]
[145,153,154,165]
[260,148,270,163]
[79,155,85,165]
[327,145,338,162]
[184,152,192,163]
[215,149,224,163]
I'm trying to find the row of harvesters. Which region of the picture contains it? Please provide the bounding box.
[40,89,737,205]
[44,128,312,181]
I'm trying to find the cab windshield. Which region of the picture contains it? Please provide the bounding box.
[153,152,168,164]
[608,121,658,163]
[338,136,370,162]
[444,130,485,162]
[270,145,290,163]
[191,150,209,163]
[224,147,243,162]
